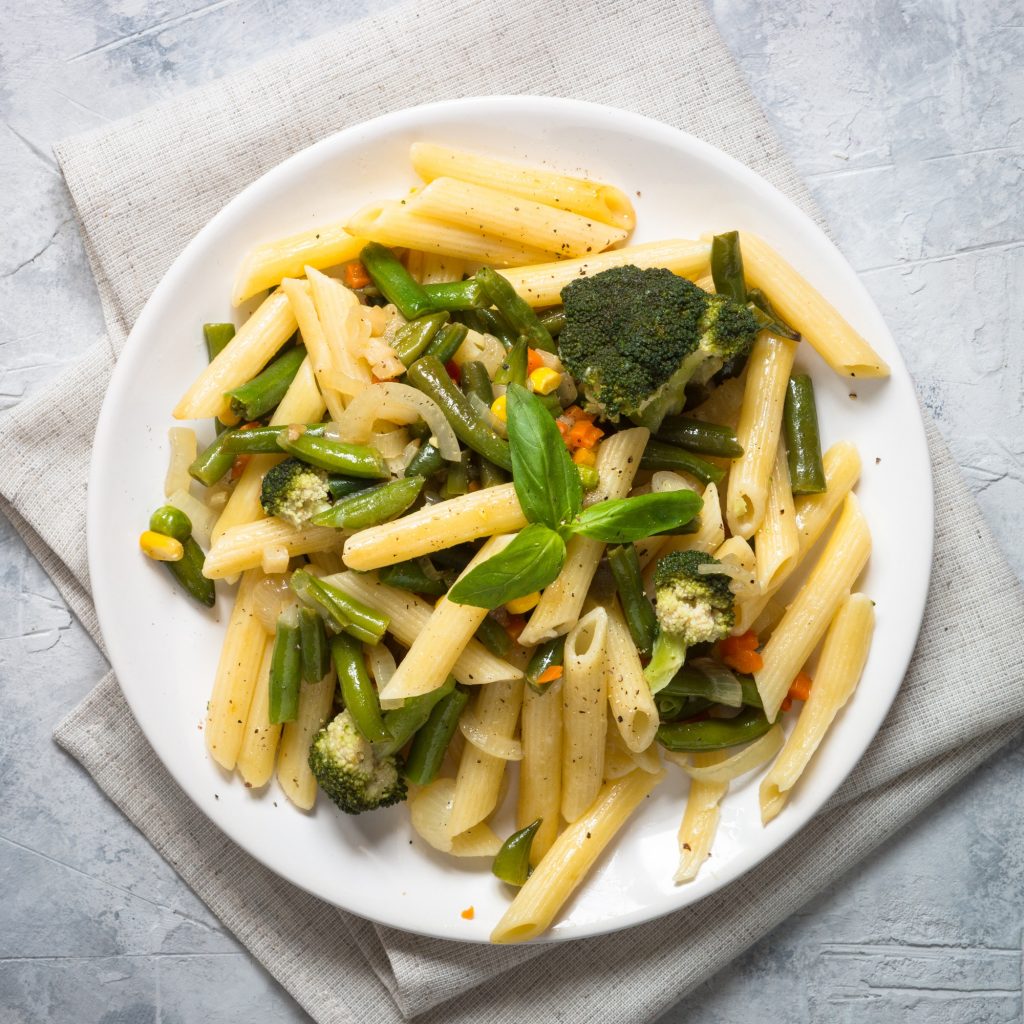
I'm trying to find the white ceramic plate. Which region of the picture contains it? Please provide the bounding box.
[88,97,932,943]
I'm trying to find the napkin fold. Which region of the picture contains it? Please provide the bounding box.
[3,0,1023,1021]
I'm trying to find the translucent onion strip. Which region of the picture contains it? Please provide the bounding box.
[676,724,784,784]
[689,659,743,708]
[167,487,218,549]
[459,713,524,761]
[165,427,197,498]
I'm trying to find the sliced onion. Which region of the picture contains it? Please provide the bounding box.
[652,470,700,495]
[683,724,784,783]
[252,576,296,634]
[364,336,405,381]
[468,393,508,438]
[452,329,505,376]
[366,644,400,708]
[166,488,217,550]
[459,713,523,761]
[370,427,410,459]
[165,427,197,498]
[334,382,460,460]
[691,658,743,708]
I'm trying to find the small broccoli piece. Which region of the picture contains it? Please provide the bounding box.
[308,710,407,814]
[260,457,330,526]
[643,550,735,694]
[558,265,758,432]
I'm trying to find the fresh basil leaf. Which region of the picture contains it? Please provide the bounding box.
[572,490,703,544]
[506,383,582,530]
[447,524,566,609]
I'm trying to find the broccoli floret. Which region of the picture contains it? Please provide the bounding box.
[260,457,330,526]
[308,710,407,814]
[558,266,758,432]
[643,550,735,693]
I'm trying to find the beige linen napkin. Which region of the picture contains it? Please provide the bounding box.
[2,0,1022,1020]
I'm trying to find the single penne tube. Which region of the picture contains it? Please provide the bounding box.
[561,607,611,823]
[754,493,871,721]
[448,676,525,837]
[277,669,337,810]
[726,332,798,539]
[204,517,344,579]
[342,483,527,571]
[346,201,553,268]
[497,239,711,308]
[321,571,522,686]
[236,641,283,788]
[174,289,297,421]
[306,267,373,384]
[232,222,366,305]
[603,709,640,780]
[739,232,890,378]
[491,769,663,943]
[754,443,799,593]
[204,570,269,770]
[518,428,648,646]
[673,751,729,884]
[517,678,564,864]
[644,480,726,569]
[419,251,466,284]
[760,593,875,824]
[605,600,659,753]
[407,177,628,258]
[280,278,346,422]
[378,535,515,702]
[211,356,326,542]
[410,141,636,230]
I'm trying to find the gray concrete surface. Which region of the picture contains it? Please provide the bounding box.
[1,1,1022,1021]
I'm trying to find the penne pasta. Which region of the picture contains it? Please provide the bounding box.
[236,641,283,788]
[673,751,729,884]
[277,669,337,810]
[517,678,564,864]
[280,278,347,422]
[754,443,799,594]
[645,480,726,571]
[605,600,659,753]
[204,517,344,579]
[306,267,374,384]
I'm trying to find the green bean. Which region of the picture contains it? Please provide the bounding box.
[656,694,714,722]
[203,322,235,360]
[377,558,449,597]
[425,322,469,364]
[657,666,763,710]
[331,632,389,743]
[404,441,445,479]
[220,423,325,454]
[299,606,330,684]
[710,231,746,302]
[460,360,494,404]
[493,337,528,387]
[440,451,470,499]
[640,439,725,485]
[577,464,600,491]
[492,819,541,886]
[657,707,772,751]
[475,267,556,353]
[360,242,436,320]
[327,475,374,501]
[525,636,565,693]
[474,307,518,347]
[474,614,512,658]
[189,433,236,487]
[149,507,215,608]
[784,374,826,494]
[378,677,456,757]
[656,415,743,459]
[226,346,306,421]
[393,312,450,367]
[406,356,512,470]
[607,545,658,656]
[277,430,389,478]
[539,309,565,336]
[149,505,192,542]
[269,610,302,723]
[422,279,486,311]
[431,545,475,573]
[310,476,424,529]
[290,569,389,645]
[746,288,800,341]
[403,687,470,785]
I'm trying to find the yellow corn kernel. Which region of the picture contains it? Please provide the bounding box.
[505,591,541,614]
[573,447,597,467]
[140,530,184,562]
[490,394,508,422]
[528,367,562,395]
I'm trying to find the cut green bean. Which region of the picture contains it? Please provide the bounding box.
[422,279,485,311]
[494,337,528,387]
[149,507,215,608]
[203,322,235,360]
[404,441,445,479]
[525,636,565,693]
[222,423,325,454]
[440,451,470,500]
[378,676,456,757]
[269,609,302,724]
[640,439,725,485]
[492,819,541,886]
[377,558,449,597]
[277,430,389,478]
[403,687,470,785]
[227,346,306,421]
[327,475,374,501]
[290,569,389,645]
[784,374,826,495]
[360,242,436,320]
[310,476,424,529]
[656,415,743,459]
[475,267,556,352]
[607,544,658,657]
[747,288,800,341]
[460,360,494,404]
[474,307,518,347]
[656,707,772,751]
[474,614,512,658]
[393,312,450,367]
[425,322,469,364]
[331,632,389,743]
[710,231,746,302]
[406,356,512,470]
[299,606,330,684]
[657,695,714,722]
[539,309,565,336]
[189,432,236,487]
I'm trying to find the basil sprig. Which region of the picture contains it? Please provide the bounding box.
[448,385,702,610]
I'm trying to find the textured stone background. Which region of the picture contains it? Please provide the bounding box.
[1,1,1022,1021]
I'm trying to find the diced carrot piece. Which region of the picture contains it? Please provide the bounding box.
[461,906,475,920]
[780,697,794,713]
[229,454,251,481]
[536,665,564,685]
[722,647,763,674]
[504,614,526,642]
[343,261,371,289]
[573,447,597,467]
[566,421,604,450]
[526,348,545,373]
[788,671,813,703]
